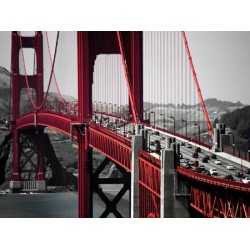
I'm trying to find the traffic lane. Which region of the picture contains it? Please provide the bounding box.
[179,146,239,176]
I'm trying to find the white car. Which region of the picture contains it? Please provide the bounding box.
[210,167,218,175]
[242,177,250,184]
[226,164,235,170]
[215,160,221,165]
[186,143,192,148]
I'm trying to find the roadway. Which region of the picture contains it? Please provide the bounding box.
[92,114,250,184]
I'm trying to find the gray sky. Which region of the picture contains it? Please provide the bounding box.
[1,31,250,105]
[186,31,250,105]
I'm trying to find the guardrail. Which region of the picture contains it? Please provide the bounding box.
[177,166,250,192]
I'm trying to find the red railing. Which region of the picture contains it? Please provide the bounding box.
[88,126,132,171]
[138,150,161,218]
[177,166,250,192]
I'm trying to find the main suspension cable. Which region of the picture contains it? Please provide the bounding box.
[19,31,60,111]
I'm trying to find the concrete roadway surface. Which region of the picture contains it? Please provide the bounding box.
[148,130,250,183]
[96,114,250,183]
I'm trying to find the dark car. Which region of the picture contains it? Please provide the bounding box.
[195,147,201,153]
[201,157,208,163]
[179,142,185,146]
[224,174,235,181]
[235,171,245,178]
[195,167,203,173]
[185,165,194,170]
[154,140,160,145]
[199,165,205,170]
[192,152,199,158]
[202,169,211,176]
[179,153,183,159]
[210,154,217,159]
[189,160,199,167]
[150,141,154,146]
[155,144,161,153]
[245,169,250,174]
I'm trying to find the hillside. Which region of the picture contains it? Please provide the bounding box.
[220,105,250,139]
[0,67,11,122]
[0,66,77,122]
[144,98,245,126]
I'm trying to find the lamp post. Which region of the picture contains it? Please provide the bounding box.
[114,104,117,115]
[120,105,124,119]
[123,121,126,137]
[228,132,235,155]
[109,103,113,114]
[148,111,155,127]
[159,113,166,130]
[181,119,187,138]
[143,109,147,121]
[118,106,121,118]
[231,144,235,156]
[148,130,153,153]
[170,116,175,135]
[93,101,97,112]
[98,102,102,112]
[194,122,200,142]
[103,102,107,113]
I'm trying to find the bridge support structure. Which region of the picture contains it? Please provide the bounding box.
[92,156,130,218]
[161,149,190,217]
[131,133,143,218]
[10,32,45,192]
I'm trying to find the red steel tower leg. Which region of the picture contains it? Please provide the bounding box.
[12,128,20,181]
[37,129,44,180]
[77,32,91,217]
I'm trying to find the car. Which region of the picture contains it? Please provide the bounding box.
[210,167,218,175]
[199,165,205,170]
[189,160,199,167]
[245,169,250,174]
[201,157,208,163]
[178,153,183,159]
[242,177,250,184]
[195,147,201,153]
[180,158,190,163]
[202,169,211,176]
[150,141,154,146]
[179,142,185,146]
[155,144,161,153]
[210,154,217,159]
[192,152,199,158]
[154,140,160,145]
[126,132,132,139]
[224,174,235,181]
[195,167,203,173]
[154,131,160,136]
[215,159,221,165]
[185,165,195,170]
[235,171,245,178]
[186,143,192,148]
[226,164,235,170]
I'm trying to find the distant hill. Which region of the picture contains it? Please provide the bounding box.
[0,67,11,122]
[220,105,250,139]
[0,66,76,123]
[144,98,245,123]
